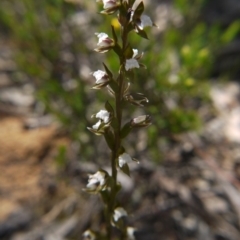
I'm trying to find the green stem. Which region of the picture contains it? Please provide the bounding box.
[106,13,129,240]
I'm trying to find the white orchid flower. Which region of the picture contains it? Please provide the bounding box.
[125,59,140,71]
[138,15,153,30]
[103,0,118,9]
[125,48,144,71]
[113,207,127,222]
[127,227,136,240]
[92,120,101,130]
[95,33,114,53]
[96,110,110,123]
[92,70,108,84]
[82,230,96,240]
[132,49,138,58]
[118,153,133,167]
[86,170,107,192]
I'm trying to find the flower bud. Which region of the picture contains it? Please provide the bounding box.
[125,48,144,71]
[88,110,111,135]
[118,152,132,168]
[113,207,127,222]
[127,227,136,240]
[84,170,108,193]
[125,58,139,71]
[95,109,111,123]
[94,33,114,53]
[92,70,110,89]
[136,15,153,30]
[83,230,96,240]
[124,93,149,107]
[131,115,151,127]
[100,0,119,14]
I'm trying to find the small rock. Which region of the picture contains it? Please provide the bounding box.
[203,196,228,213]
[0,209,32,238]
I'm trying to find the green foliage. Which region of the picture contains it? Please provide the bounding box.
[55,145,67,168]
[0,0,96,159]
[221,20,240,44]
[100,0,236,162]
[0,0,237,164]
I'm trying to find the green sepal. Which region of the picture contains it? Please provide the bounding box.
[108,80,119,93]
[116,182,122,193]
[111,25,118,43]
[125,70,134,81]
[100,5,119,15]
[110,117,119,131]
[132,1,144,21]
[119,146,125,155]
[120,122,132,138]
[120,163,130,177]
[126,23,134,33]
[128,0,135,7]
[118,2,129,26]
[112,216,126,230]
[124,44,133,59]
[122,0,128,9]
[136,27,148,39]
[87,127,105,136]
[100,189,110,204]
[104,128,115,151]
[108,176,115,191]
[113,43,122,57]
[139,63,147,68]
[103,63,113,79]
[105,100,114,113]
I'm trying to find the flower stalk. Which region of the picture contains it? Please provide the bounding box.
[83,0,154,239]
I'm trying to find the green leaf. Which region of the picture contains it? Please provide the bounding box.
[119,3,128,25]
[104,128,115,151]
[132,1,144,20]
[100,190,110,204]
[112,42,122,57]
[119,146,125,155]
[116,183,122,193]
[128,0,135,7]
[125,70,134,82]
[221,20,240,44]
[136,27,148,39]
[110,117,118,131]
[120,163,130,177]
[108,80,119,93]
[120,122,132,138]
[105,101,114,113]
[124,44,133,59]
[103,63,113,79]
[111,25,118,43]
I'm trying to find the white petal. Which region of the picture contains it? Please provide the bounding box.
[132,49,138,58]
[96,32,108,41]
[113,207,127,222]
[93,70,106,83]
[96,110,110,123]
[125,58,139,71]
[92,120,101,130]
[95,32,110,46]
[86,171,106,190]
[103,0,116,9]
[127,227,136,240]
[83,230,96,240]
[140,15,153,29]
[95,171,106,186]
[133,115,147,124]
[119,153,132,167]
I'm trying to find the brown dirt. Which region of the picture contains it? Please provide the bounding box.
[0,116,68,221]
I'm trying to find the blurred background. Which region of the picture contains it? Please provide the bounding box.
[1,0,240,239]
